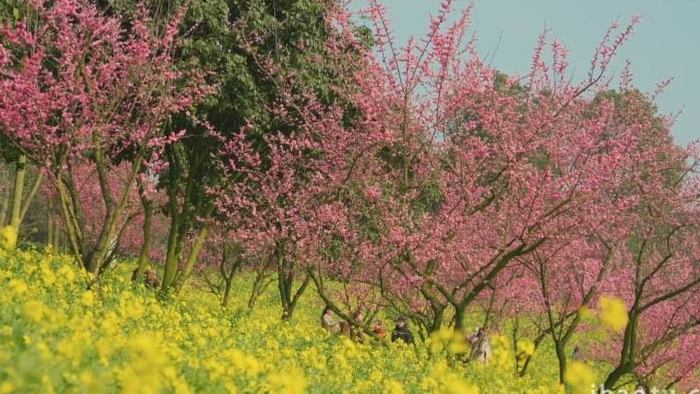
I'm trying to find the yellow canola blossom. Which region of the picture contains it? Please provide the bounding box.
[267,367,308,394]
[0,249,612,393]
[564,361,596,394]
[429,327,470,356]
[384,379,405,394]
[440,375,479,394]
[599,295,629,332]
[517,339,535,357]
[0,225,17,251]
[81,290,96,307]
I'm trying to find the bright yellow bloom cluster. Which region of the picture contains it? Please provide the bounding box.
[599,295,629,332]
[0,225,17,251]
[428,327,469,355]
[564,361,596,394]
[517,339,535,357]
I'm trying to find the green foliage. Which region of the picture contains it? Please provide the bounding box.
[412,181,444,215]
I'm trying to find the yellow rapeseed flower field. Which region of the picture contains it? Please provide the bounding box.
[0,248,609,393]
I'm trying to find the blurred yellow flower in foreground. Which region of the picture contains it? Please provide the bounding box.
[0,226,17,251]
[564,361,596,394]
[599,295,629,332]
[267,367,308,394]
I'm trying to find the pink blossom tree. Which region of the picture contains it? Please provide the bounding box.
[0,0,208,274]
[595,146,700,390]
[507,86,674,382]
[320,1,646,339]
[210,6,385,319]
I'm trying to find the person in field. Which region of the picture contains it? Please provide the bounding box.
[372,320,387,339]
[469,327,491,363]
[349,307,366,343]
[391,316,414,344]
[145,269,161,289]
[321,306,340,334]
[571,345,582,361]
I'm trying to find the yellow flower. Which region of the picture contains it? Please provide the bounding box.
[267,367,307,394]
[125,301,145,320]
[0,225,18,251]
[420,376,439,392]
[447,339,468,355]
[36,341,53,362]
[81,290,96,307]
[0,381,15,394]
[57,265,76,283]
[78,371,102,393]
[369,368,383,383]
[599,295,628,332]
[100,311,121,336]
[96,339,118,366]
[56,337,85,365]
[442,377,479,394]
[491,335,513,369]
[0,326,12,337]
[203,359,227,381]
[41,265,56,285]
[23,300,46,323]
[223,348,260,375]
[384,379,404,394]
[164,366,194,394]
[120,333,168,394]
[429,328,468,355]
[564,361,596,394]
[7,278,28,296]
[517,339,536,357]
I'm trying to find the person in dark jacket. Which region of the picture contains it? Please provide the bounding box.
[391,316,414,344]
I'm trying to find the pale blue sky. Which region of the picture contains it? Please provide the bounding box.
[350,0,699,145]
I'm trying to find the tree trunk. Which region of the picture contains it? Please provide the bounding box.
[55,174,84,265]
[220,244,232,306]
[18,170,43,227]
[173,224,210,292]
[161,195,187,290]
[132,193,153,282]
[221,275,233,308]
[603,364,631,391]
[85,146,142,275]
[603,312,639,390]
[248,268,273,310]
[0,165,10,226]
[84,212,119,274]
[278,268,294,320]
[9,154,27,229]
[453,304,466,330]
[554,343,567,384]
[219,244,244,307]
[278,267,310,321]
[429,305,446,332]
[161,224,183,290]
[47,199,54,248]
[518,331,549,377]
[2,155,44,245]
